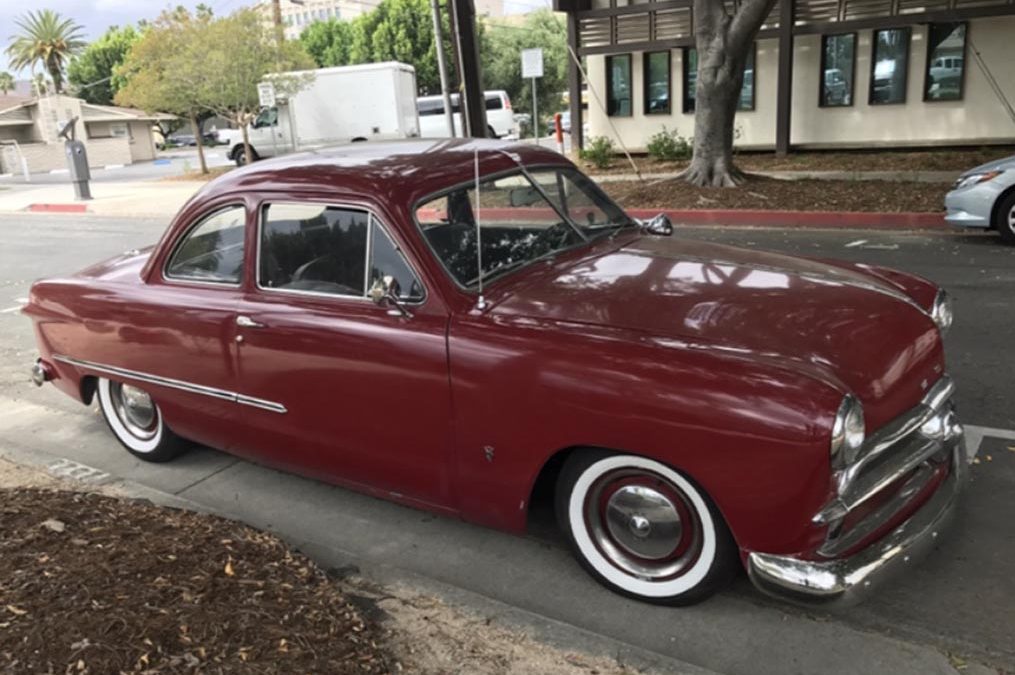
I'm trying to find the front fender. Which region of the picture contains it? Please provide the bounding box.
[449,314,843,556]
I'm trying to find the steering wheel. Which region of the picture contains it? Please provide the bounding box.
[529,221,574,255]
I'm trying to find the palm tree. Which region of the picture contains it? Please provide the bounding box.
[6,10,85,94]
[0,71,14,95]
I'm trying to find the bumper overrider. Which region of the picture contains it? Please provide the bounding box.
[747,376,965,606]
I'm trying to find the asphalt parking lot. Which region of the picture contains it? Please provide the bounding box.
[1,215,1012,675]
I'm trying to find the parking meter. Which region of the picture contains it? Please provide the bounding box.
[58,117,91,201]
[65,140,91,200]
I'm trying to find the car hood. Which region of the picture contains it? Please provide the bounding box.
[491,235,944,427]
[960,154,1015,176]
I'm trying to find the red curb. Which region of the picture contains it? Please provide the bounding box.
[625,209,948,230]
[27,203,89,213]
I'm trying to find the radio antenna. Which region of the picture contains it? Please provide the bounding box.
[474,146,487,310]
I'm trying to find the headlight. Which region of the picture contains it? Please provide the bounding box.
[931,289,953,334]
[831,395,865,469]
[952,170,1001,190]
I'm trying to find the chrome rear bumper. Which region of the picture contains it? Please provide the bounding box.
[747,380,966,607]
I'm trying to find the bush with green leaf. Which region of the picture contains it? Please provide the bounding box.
[579,136,615,170]
[646,126,691,162]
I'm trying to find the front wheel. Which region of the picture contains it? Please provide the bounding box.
[995,191,1015,245]
[556,450,739,605]
[233,144,257,166]
[97,378,189,462]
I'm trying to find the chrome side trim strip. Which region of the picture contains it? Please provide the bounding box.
[53,355,287,414]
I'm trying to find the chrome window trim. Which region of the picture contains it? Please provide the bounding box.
[53,354,287,414]
[162,203,247,288]
[255,200,427,306]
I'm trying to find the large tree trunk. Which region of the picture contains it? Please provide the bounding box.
[681,0,775,187]
[190,113,209,175]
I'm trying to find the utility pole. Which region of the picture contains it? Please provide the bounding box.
[449,0,488,138]
[430,0,456,136]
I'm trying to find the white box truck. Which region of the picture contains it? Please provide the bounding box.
[219,62,420,166]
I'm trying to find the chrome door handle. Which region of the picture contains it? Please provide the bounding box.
[236,315,265,328]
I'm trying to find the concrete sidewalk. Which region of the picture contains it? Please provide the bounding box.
[0,180,204,217]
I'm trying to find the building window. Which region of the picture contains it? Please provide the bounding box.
[682,48,697,113]
[682,47,754,113]
[925,23,966,101]
[870,27,911,105]
[644,51,670,115]
[606,54,632,116]
[820,33,856,106]
[110,122,128,138]
[738,44,756,111]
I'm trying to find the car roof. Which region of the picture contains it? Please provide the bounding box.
[199,138,573,209]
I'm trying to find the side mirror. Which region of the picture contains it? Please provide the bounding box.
[642,213,674,236]
[369,275,412,318]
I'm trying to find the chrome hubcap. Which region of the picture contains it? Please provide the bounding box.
[585,471,702,580]
[110,382,158,440]
[605,485,683,560]
[1008,205,1015,233]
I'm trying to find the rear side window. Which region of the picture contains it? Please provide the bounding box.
[166,205,246,284]
[485,94,504,110]
[418,99,444,116]
[259,204,368,297]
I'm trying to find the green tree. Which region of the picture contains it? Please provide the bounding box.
[5,10,86,94]
[115,8,215,172]
[0,71,14,95]
[67,25,141,105]
[482,11,567,131]
[300,18,352,67]
[185,9,315,164]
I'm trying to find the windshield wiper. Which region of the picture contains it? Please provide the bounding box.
[468,259,529,288]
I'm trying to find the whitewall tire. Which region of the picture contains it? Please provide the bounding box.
[96,378,189,462]
[556,450,739,605]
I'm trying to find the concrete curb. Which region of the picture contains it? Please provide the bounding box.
[626,208,948,230]
[26,203,89,213]
[592,169,961,184]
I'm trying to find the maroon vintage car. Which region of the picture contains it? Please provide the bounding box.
[26,139,964,606]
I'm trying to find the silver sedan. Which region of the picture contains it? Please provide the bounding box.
[945,155,1015,244]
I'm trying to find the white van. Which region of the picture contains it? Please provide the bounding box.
[417,90,518,139]
[218,62,419,165]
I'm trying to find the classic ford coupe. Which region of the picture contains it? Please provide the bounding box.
[26,139,964,606]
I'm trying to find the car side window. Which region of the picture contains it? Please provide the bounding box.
[370,223,424,301]
[165,205,246,284]
[259,203,368,297]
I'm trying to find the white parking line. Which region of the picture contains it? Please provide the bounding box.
[965,424,1015,461]
[0,297,28,314]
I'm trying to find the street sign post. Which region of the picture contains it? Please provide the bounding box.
[257,82,277,108]
[521,48,543,140]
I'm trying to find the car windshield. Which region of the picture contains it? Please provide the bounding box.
[416,166,634,289]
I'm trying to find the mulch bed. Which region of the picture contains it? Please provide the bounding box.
[0,488,391,674]
[602,175,948,213]
[585,146,1014,175]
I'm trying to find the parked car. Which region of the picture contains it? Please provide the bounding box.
[823,68,850,105]
[944,154,1015,243]
[417,91,518,139]
[25,139,963,606]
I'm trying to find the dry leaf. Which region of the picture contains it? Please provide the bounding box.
[41,518,66,533]
[224,558,235,577]
[5,605,27,616]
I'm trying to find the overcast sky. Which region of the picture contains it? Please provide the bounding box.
[1,1,231,76]
[1,0,538,79]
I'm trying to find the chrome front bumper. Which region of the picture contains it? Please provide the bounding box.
[747,380,966,606]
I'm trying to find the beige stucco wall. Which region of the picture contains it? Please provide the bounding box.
[585,16,1015,151]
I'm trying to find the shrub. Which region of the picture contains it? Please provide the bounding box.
[580,136,615,170]
[646,126,691,161]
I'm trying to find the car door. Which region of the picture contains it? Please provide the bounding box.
[139,199,248,450]
[229,198,455,509]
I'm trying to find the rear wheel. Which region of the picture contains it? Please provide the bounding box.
[995,191,1015,245]
[555,450,739,605]
[97,378,189,462]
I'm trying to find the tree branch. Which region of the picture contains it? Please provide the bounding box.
[728,0,778,49]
